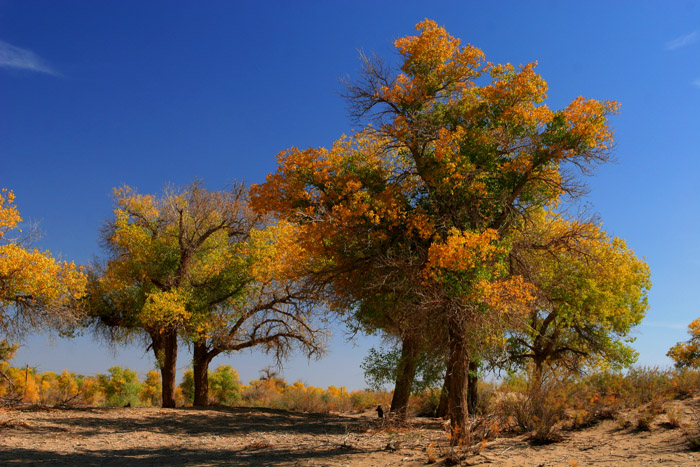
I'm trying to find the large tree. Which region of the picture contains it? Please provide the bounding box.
[252,20,619,443]
[88,183,325,407]
[187,220,326,406]
[87,183,251,407]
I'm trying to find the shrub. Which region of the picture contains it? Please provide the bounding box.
[624,367,673,406]
[496,374,568,443]
[670,370,700,398]
[179,369,195,405]
[635,401,663,431]
[209,365,241,405]
[411,388,441,417]
[665,405,683,428]
[97,366,142,407]
[278,382,327,412]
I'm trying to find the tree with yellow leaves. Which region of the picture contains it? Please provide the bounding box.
[0,188,86,342]
[252,20,620,443]
[668,319,700,369]
[88,182,325,407]
[188,219,326,406]
[505,210,650,381]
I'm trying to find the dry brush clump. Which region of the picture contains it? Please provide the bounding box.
[484,366,700,444]
[496,376,569,443]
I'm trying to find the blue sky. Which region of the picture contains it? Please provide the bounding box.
[1,1,699,389]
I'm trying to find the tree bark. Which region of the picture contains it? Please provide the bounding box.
[192,341,215,407]
[436,371,450,418]
[152,331,178,408]
[467,360,479,415]
[446,316,469,446]
[532,355,545,387]
[390,335,420,418]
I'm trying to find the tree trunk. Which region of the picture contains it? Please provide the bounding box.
[446,317,469,446]
[532,356,545,387]
[390,335,420,418]
[152,331,178,408]
[192,341,214,407]
[467,360,479,415]
[436,371,450,418]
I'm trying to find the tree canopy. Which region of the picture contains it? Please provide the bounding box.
[252,19,626,443]
[506,210,650,377]
[0,188,86,341]
[87,182,326,407]
[668,319,700,369]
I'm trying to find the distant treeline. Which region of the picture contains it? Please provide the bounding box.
[0,360,392,412]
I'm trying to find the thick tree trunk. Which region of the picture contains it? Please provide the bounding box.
[436,371,450,418]
[192,341,215,407]
[152,331,178,408]
[467,360,479,415]
[446,317,469,446]
[390,335,420,418]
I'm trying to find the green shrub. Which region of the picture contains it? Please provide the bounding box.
[209,365,241,405]
[97,366,142,407]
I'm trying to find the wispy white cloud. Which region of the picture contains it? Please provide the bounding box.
[0,40,61,76]
[694,78,700,89]
[666,31,699,50]
[641,321,687,330]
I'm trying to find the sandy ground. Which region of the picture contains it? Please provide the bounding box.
[0,399,698,466]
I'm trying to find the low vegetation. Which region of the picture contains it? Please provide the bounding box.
[2,356,698,428]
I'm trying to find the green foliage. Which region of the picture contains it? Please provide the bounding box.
[0,339,18,362]
[209,365,241,405]
[361,345,444,393]
[139,370,162,406]
[97,366,142,407]
[179,369,195,404]
[507,213,651,376]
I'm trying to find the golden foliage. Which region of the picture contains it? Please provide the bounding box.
[668,319,700,369]
[0,189,86,338]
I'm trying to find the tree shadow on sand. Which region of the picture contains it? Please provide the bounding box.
[0,444,374,466]
[13,406,364,437]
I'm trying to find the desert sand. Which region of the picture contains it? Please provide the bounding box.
[0,398,697,466]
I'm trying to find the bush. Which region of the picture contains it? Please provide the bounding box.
[179,369,195,405]
[278,382,327,413]
[411,388,441,417]
[665,404,683,428]
[496,374,569,443]
[209,365,241,405]
[498,393,563,442]
[670,370,700,398]
[97,366,142,407]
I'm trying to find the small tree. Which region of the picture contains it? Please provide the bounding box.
[97,366,142,407]
[506,211,651,381]
[209,365,241,405]
[140,370,162,406]
[87,182,253,407]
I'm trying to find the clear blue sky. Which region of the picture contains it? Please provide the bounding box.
[1,1,699,390]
